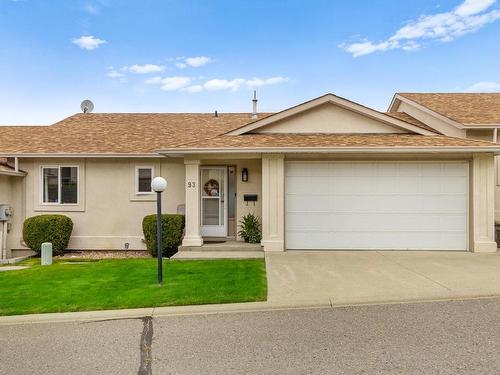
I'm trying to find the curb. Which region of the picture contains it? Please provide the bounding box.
[1,294,500,326]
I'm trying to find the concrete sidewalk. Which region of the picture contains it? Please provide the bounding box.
[266,250,500,305]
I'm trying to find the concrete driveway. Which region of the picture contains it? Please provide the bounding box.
[265,251,500,306]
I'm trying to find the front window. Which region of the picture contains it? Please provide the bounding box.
[136,167,154,194]
[42,166,78,204]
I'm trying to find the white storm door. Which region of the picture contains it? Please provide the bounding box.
[201,167,228,237]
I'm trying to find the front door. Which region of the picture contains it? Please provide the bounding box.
[201,166,228,237]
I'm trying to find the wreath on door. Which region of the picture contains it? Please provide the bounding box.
[204,179,220,196]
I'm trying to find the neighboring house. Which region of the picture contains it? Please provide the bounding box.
[0,93,499,258]
[389,93,500,220]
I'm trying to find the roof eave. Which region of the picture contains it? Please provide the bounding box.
[0,168,26,177]
[0,153,164,158]
[158,146,500,156]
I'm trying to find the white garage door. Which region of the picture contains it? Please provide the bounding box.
[286,162,468,251]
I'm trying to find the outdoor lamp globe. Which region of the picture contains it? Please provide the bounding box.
[151,177,167,193]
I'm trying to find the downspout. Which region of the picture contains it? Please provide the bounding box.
[1,221,7,260]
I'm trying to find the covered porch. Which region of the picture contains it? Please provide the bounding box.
[176,154,284,252]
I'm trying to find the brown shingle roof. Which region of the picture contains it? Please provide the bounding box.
[167,133,499,151]
[0,113,269,154]
[0,110,442,155]
[397,93,500,125]
[1,108,497,155]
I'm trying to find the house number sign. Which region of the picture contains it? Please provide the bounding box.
[187,181,196,188]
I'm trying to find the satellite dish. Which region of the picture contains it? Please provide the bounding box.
[80,100,94,113]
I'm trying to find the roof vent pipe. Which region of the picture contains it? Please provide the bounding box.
[252,90,258,119]
[214,110,218,117]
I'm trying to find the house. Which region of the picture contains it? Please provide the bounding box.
[0,93,499,258]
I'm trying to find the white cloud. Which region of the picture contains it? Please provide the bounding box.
[175,56,213,69]
[455,0,495,16]
[341,0,500,57]
[245,77,289,87]
[465,81,500,91]
[72,35,107,50]
[145,76,163,84]
[202,77,289,91]
[183,85,204,93]
[145,76,191,91]
[203,78,246,91]
[127,64,165,74]
[185,56,212,67]
[160,77,191,91]
[107,69,124,78]
[145,75,288,92]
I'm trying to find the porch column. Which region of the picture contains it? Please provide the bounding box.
[261,154,285,251]
[182,159,203,247]
[471,153,497,252]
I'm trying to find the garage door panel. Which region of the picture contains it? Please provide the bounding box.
[287,195,333,212]
[286,162,468,251]
[419,195,467,212]
[421,176,467,194]
[442,163,468,176]
[287,231,333,249]
[375,163,399,176]
[287,212,332,230]
[286,176,331,195]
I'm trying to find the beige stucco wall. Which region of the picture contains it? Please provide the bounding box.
[8,157,185,251]
[6,151,497,253]
[258,103,407,134]
[234,159,261,239]
[0,175,12,204]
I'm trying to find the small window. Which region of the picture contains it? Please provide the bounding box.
[41,166,78,204]
[136,167,154,194]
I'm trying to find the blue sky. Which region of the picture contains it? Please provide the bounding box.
[1,0,500,124]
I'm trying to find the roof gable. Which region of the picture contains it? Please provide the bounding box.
[391,93,500,126]
[252,102,409,134]
[226,94,436,136]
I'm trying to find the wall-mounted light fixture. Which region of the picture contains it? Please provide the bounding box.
[241,168,249,182]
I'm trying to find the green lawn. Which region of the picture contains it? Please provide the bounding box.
[0,258,267,316]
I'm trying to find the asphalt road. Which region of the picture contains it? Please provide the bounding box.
[1,298,500,374]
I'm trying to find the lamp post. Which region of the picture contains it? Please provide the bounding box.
[151,177,167,286]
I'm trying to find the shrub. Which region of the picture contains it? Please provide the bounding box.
[142,214,185,257]
[23,214,74,256]
[238,213,262,244]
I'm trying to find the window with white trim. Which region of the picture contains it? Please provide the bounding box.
[135,166,154,194]
[41,166,79,204]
